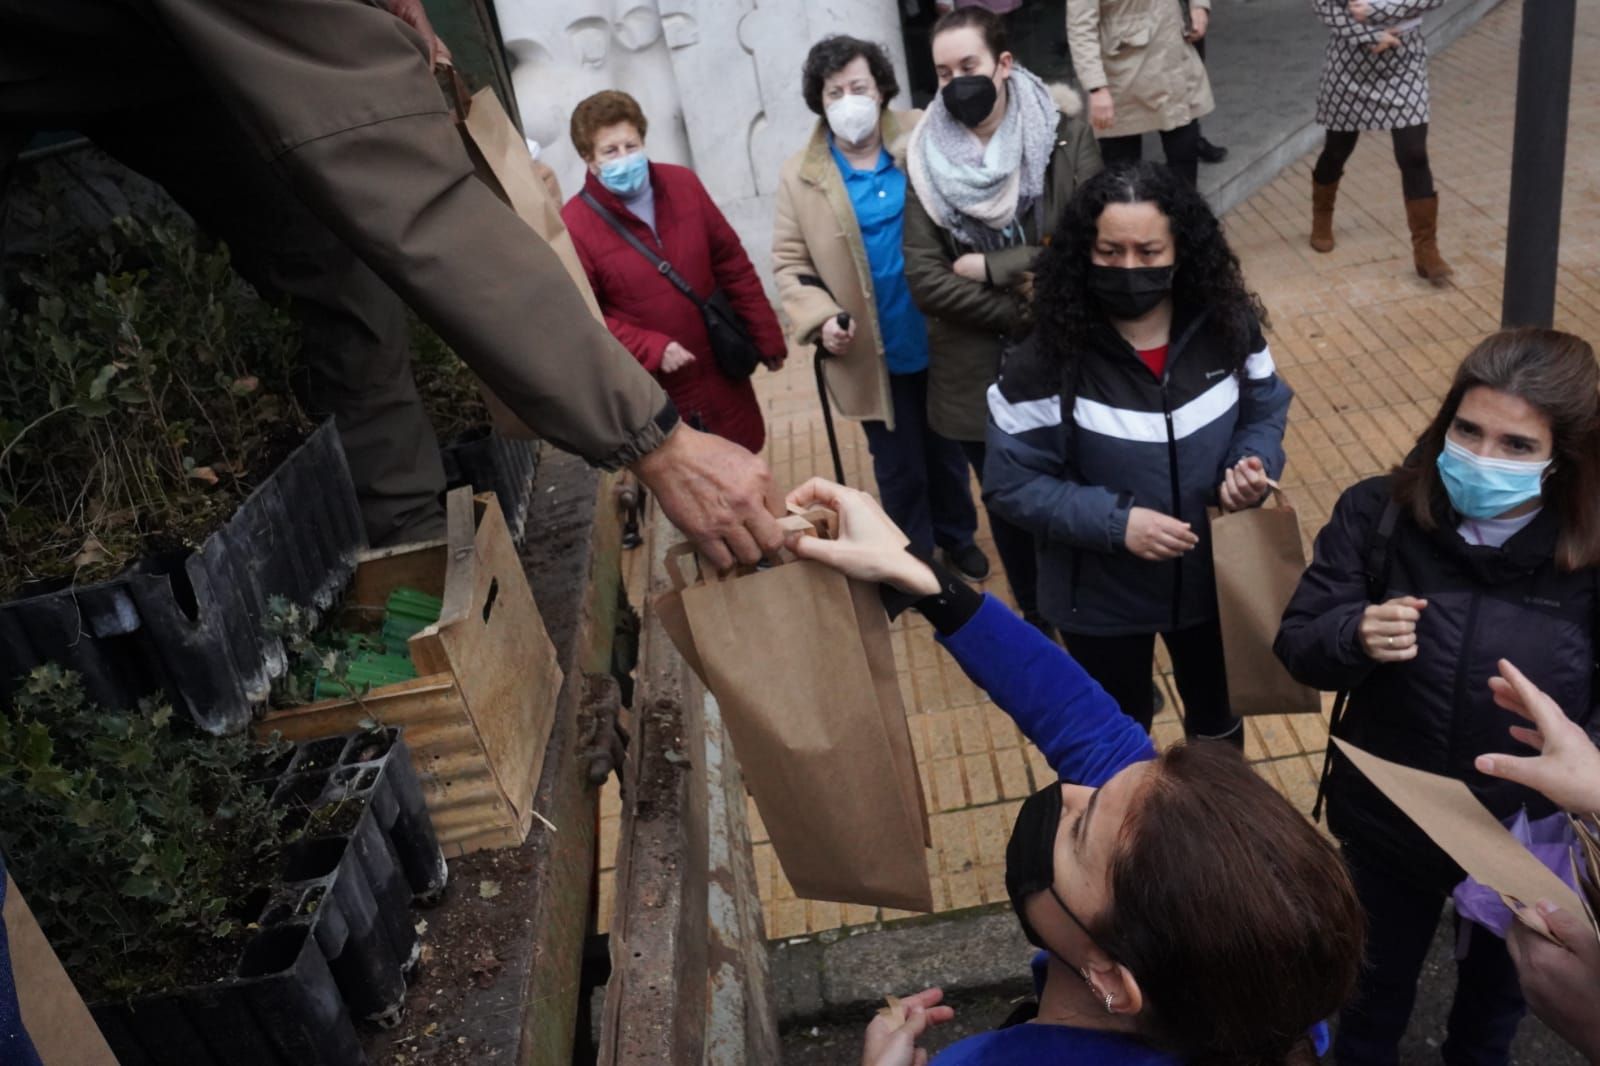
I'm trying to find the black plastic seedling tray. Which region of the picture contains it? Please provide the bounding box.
[0,420,365,733]
[439,427,538,545]
[89,729,447,1065]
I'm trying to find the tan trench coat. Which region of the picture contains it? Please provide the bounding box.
[1067,0,1215,139]
[771,109,923,428]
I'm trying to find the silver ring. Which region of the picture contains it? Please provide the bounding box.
[1387,636,1396,648]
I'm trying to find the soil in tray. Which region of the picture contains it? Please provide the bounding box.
[81,881,274,1005]
[347,732,394,766]
[362,847,541,1065]
[304,795,365,838]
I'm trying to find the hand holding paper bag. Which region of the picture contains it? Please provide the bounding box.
[655,509,934,912]
[783,479,940,596]
[1332,737,1596,944]
[1209,486,1323,716]
[1507,902,1600,1063]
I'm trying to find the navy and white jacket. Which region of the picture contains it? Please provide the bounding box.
[982,305,1292,636]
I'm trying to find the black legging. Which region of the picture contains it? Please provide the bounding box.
[959,440,1041,621]
[1061,618,1240,742]
[1312,123,1435,201]
[1098,120,1201,187]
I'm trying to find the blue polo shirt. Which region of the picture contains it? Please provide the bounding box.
[829,138,930,376]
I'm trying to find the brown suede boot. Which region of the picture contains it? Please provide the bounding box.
[1405,194,1454,282]
[1310,180,1339,253]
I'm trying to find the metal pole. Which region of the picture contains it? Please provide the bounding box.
[1500,0,1577,329]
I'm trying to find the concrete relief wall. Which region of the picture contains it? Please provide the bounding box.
[497,0,693,201]
[493,0,910,291]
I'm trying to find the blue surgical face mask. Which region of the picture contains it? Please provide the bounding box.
[1435,436,1551,519]
[598,151,649,197]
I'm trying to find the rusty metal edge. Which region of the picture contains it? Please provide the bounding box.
[702,690,780,1065]
[601,504,710,1065]
[506,451,617,1066]
[600,505,778,1065]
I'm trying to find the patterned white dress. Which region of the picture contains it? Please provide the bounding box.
[1313,0,1443,131]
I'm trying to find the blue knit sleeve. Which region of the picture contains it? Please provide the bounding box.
[936,597,1155,786]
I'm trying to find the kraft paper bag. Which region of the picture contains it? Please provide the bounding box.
[4,875,118,1065]
[1209,489,1322,716]
[655,518,933,912]
[1334,740,1597,943]
[455,83,603,440]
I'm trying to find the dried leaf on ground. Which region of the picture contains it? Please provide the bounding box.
[72,534,109,569]
[468,949,502,989]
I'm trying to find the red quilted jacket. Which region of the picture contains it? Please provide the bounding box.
[563,163,785,454]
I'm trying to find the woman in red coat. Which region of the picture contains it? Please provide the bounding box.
[562,91,786,454]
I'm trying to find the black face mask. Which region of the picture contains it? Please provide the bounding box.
[1088,263,1175,321]
[1005,781,1065,950]
[942,74,999,129]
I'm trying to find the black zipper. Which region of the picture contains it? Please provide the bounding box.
[1161,380,1183,630]
[1106,311,1206,631]
[1447,587,1483,771]
[1069,551,1082,614]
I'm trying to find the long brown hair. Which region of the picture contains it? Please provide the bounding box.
[1096,743,1365,1066]
[1392,328,1600,571]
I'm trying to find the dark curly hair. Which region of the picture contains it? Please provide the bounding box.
[1034,161,1268,380]
[801,36,900,117]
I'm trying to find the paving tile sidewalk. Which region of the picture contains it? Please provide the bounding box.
[602,0,1600,941]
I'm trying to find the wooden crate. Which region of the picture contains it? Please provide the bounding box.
[258,488,562,857]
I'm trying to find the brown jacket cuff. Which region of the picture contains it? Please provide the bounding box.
[594,400,680,471]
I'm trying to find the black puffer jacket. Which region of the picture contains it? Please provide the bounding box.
[1275,476,1599,893]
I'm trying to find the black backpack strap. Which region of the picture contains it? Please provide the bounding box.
[1312,496,1402,823]
[580,190,706,309]
[1363,497,1403,602]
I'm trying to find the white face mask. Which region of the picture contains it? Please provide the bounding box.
[825,94,880,147]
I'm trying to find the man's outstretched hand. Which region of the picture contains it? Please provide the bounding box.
[632,424,784,570]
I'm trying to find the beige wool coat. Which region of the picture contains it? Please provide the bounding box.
[772,109,923,428]
[1067,0,1215,139]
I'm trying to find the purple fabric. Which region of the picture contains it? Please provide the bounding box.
[1452,810,1583,942]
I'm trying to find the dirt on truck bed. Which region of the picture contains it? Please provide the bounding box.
[364,831,553,1064]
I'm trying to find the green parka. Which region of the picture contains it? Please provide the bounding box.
[899,85,1102,442]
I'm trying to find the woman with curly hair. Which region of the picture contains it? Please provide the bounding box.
[982,161,1292,740]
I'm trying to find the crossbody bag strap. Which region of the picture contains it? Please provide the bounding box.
[1311,496,1403,823]
[580,190,706,309]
